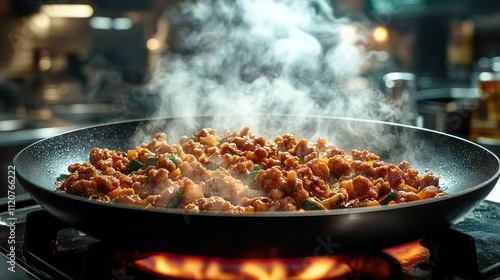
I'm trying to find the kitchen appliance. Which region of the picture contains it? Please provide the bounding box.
[417,87,480,138]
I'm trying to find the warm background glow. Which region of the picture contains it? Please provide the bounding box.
[373,26,389,43]
[40,4,94,18]
[147,38,160,51]
[339,24,358,43]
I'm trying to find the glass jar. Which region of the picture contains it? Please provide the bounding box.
[469,72,500,144]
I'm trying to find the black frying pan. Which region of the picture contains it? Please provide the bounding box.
[13,116,500,252]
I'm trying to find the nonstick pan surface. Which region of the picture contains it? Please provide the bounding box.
[13,116,500,250]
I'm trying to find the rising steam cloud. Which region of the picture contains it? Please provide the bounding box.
[137,0,407,147]
[149,1,396,116]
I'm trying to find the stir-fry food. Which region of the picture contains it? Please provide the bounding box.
[59,127,446,213]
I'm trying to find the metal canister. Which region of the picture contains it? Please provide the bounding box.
[382,72,420,125]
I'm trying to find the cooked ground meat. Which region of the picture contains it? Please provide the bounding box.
[58,127,446,213]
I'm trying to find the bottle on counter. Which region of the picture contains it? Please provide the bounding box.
[469,72,500,146]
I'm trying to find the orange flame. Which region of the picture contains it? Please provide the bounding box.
[383,241,430,276]
[134,253,352,280]
[383,241,430,266]
[134,242,430,279]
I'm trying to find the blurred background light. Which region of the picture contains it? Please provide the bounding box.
[339,24,357,43]
[373,26,389,43]
[89,16,112,30]
[40,4,94,18]
[113,18,133,30]
[146,38,160,51]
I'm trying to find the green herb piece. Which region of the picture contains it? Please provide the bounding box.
[170,155,179,168]
[378,189,397,205]
[249,171,260,181]
[168,190,182,208]
[248,164,264,182]
[253,164,264,171]
[219,135,230,144]
[144,157,158,167]
[301,198,320,210]
[128,159,145,171]
[204,164,218,171]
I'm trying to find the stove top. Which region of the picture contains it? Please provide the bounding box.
[1,194,499,280]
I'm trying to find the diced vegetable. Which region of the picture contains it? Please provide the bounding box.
[127,149,136,160]
[302,198,320,210]
[168,190,182,208]
[128,157,158,171]
[169,169,181,179]
[219,135,230,144]
[378,189,397,205]
[248,164,265,182]
[253,164,264,171]
[249,171,259,181]
[128,159,145,171]
[145,157,158,167]
[169,155,179,168]
[204,164,218,170]
[287,170,297,181]
[106,187,121,199]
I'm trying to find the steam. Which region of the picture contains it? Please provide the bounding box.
[139,0,405,147]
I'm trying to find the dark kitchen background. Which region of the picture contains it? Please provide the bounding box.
[2,0,500,198]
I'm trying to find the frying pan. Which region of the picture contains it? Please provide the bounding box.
[13,116,500,252]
